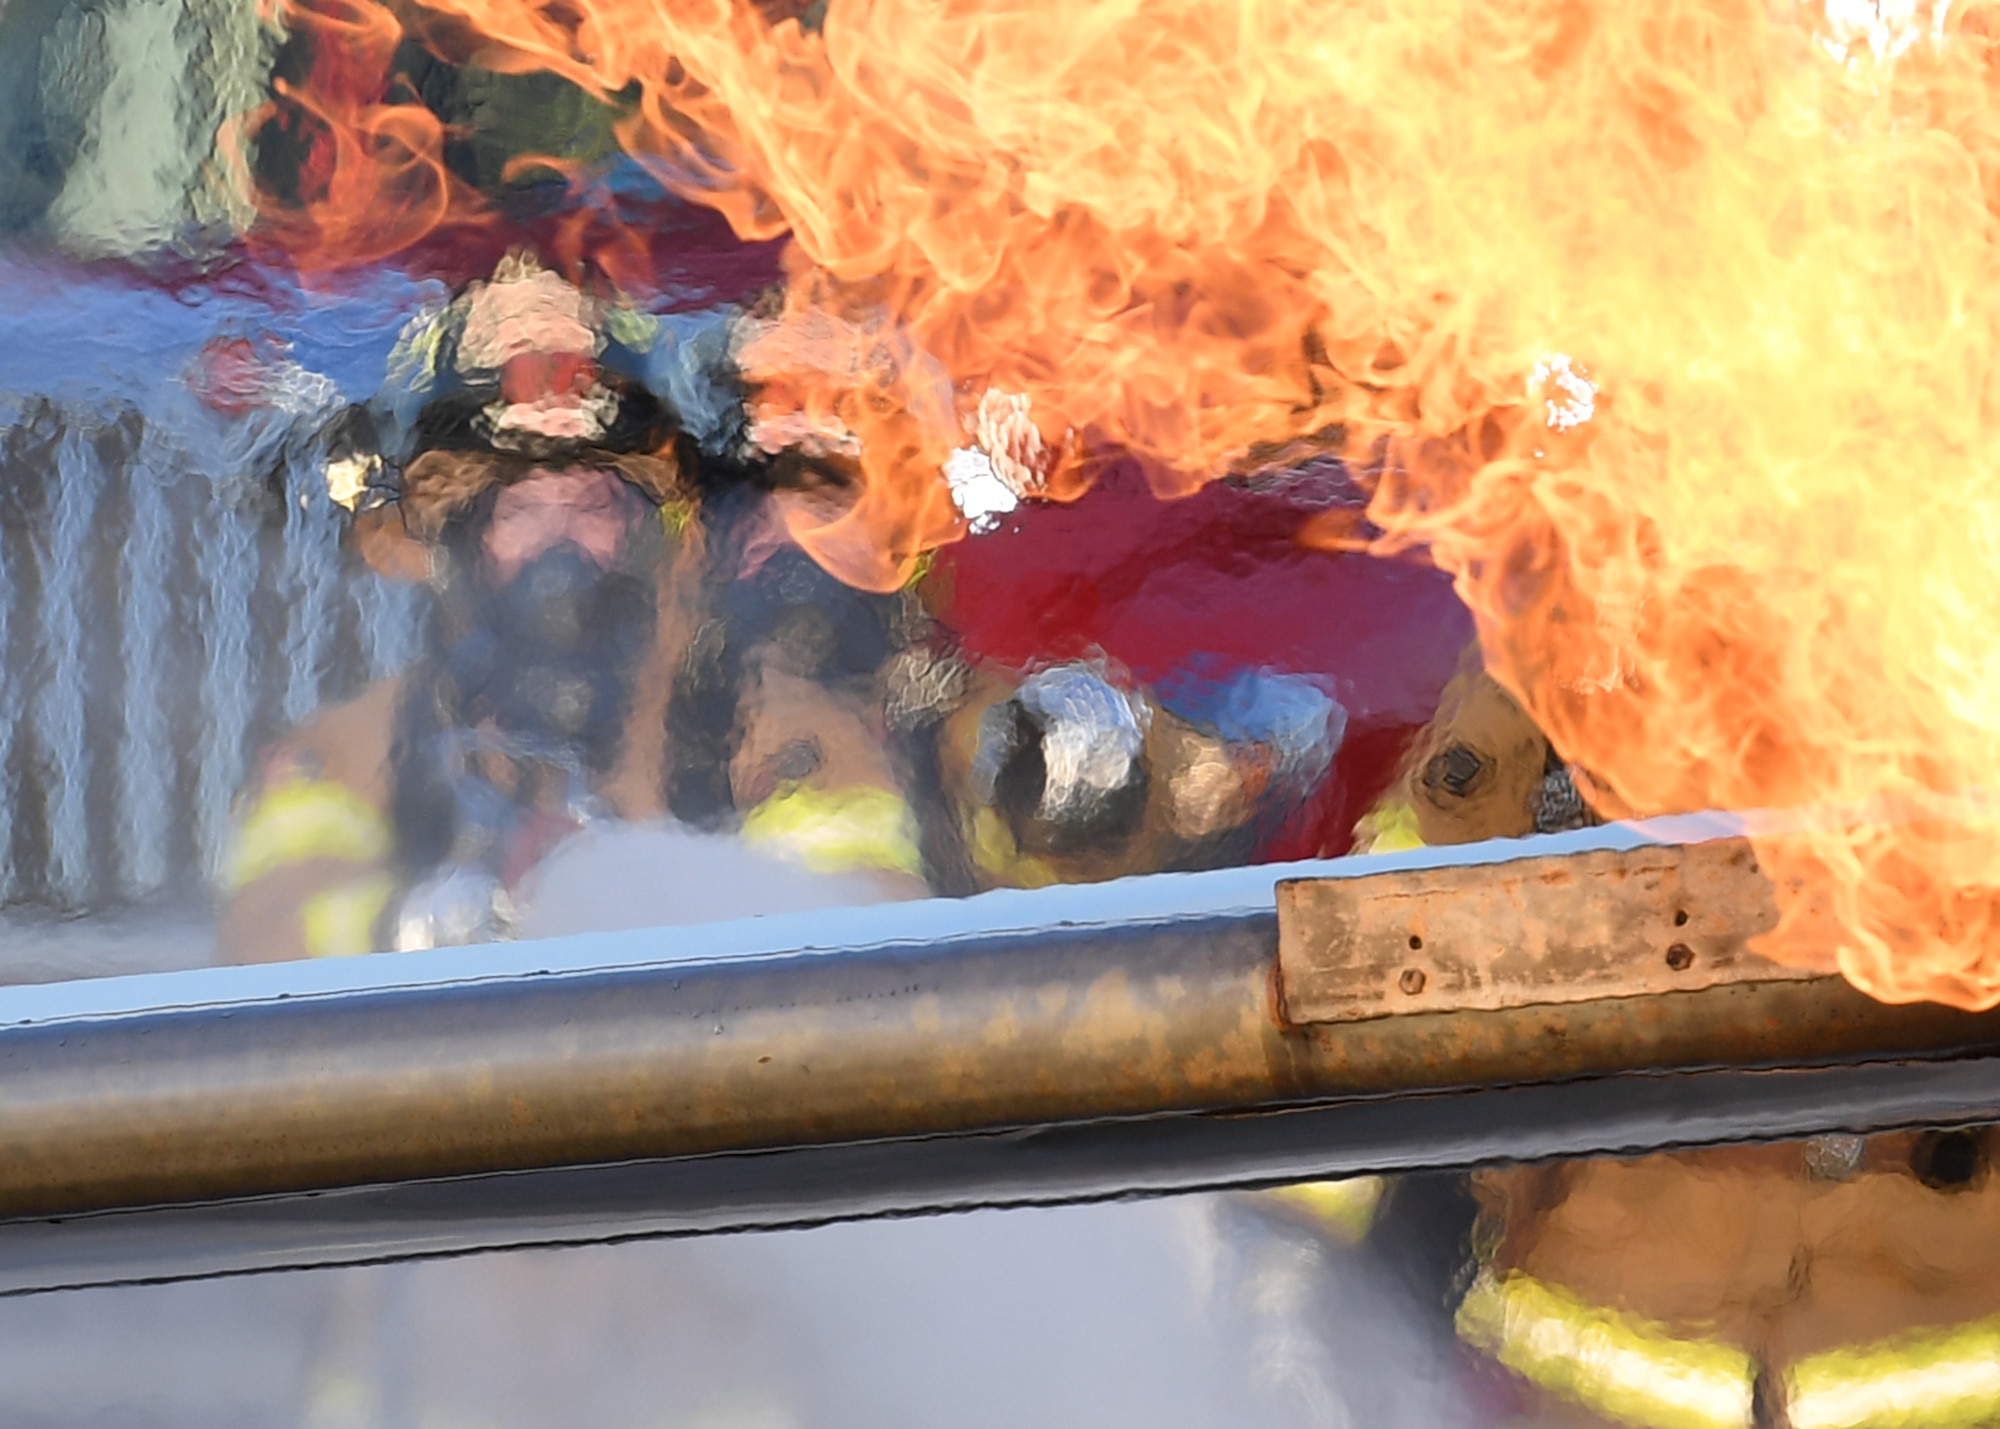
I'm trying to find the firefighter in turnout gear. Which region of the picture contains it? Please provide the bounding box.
[1352,654,2000,1429]
[219,254,1348,961]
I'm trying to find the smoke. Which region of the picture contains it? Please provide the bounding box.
[0,819,1473,1428]
[0,1196,1474,1429]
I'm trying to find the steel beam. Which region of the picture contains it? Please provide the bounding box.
[3,818,1999,1293]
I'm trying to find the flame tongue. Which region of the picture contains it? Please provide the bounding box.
[258,0,2000,1008]
[246,0,489,267]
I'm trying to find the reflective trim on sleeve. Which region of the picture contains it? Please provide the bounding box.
[1352,795,1425,855]
[226,778,394,891]
[968,805,1058,889]
[1455,1271,1756,1429]
[741,784,924,879]
[1786,1316,2000,1429]
[301,873,399,959]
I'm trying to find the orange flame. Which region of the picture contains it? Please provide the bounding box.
[368,0,1405,582]
[245,0,492,268]
[255,0,2000,1008]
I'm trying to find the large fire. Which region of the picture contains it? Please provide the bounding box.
[249,0,2000,1010]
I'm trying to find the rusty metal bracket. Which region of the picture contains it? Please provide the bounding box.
[1276,837,1823,1025]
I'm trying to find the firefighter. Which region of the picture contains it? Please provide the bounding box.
[1352,653,2000,1429]
[219,253,1347,960]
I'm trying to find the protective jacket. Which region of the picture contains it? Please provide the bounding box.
[1368,658,2000,1429]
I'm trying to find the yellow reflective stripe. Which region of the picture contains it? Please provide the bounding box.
[660,498,695,536]
[1787,1316,2000,1429]
[301,873,398,959]
[227,778,393,890]
[968,806,1058,889]
[602,304,661,352]
[1456,1272,1755,1429]
[1352,795,1424,855]
[1260,1176,1386,1244]
[741,784,924,878]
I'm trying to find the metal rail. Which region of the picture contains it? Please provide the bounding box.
[4,818,1999,1294]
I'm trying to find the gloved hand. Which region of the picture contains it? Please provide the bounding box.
[972,663,1152,853]
[391,861,515,951]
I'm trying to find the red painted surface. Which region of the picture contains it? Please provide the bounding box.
[930,459,1473,858]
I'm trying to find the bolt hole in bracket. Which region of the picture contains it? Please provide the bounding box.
[1274,837,1833,1027]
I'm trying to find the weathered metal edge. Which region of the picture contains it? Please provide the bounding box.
[1274,836,1824,1025]
[0,815,1746,1030]
[1,889,1996,1225]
